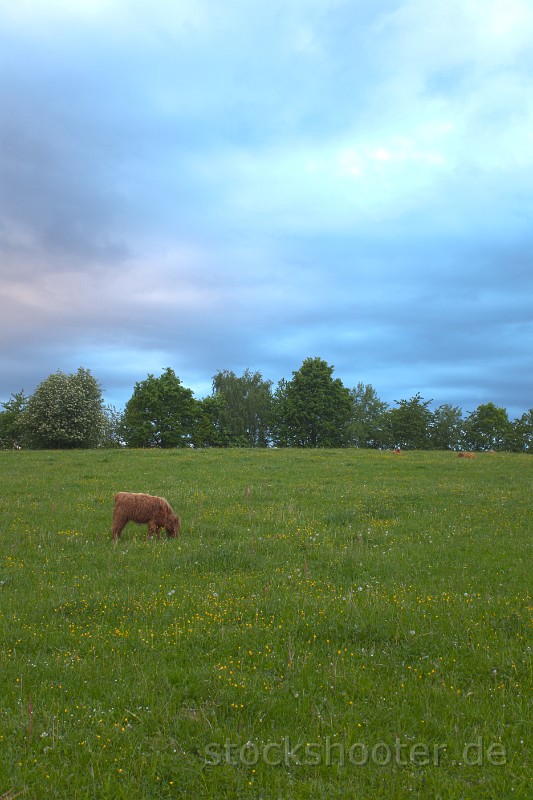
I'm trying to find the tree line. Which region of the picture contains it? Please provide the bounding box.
[1,359,532,452]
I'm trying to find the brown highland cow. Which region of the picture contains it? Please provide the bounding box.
[112,492,181,540]
[457,451,476,459]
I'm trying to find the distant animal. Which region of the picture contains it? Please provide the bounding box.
[457,451,476,459]
[112,492,180,540]
[393,448,401,454]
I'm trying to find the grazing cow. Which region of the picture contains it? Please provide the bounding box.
[112,492,180,540]
[457,451,476,459]
[393,448,401,454]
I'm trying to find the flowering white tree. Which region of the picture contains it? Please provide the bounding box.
[25,368,104,449]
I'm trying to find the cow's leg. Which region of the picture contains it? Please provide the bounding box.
[112,512,128,540]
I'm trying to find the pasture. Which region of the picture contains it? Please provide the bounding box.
[0,448,531,799]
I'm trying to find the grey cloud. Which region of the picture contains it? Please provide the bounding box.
[1,0,532,421]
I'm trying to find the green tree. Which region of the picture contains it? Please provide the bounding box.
[348,382,389,448]
[211,369,273,447]
[271,378,290,447]
[463,402,511,451]
[430,403,464,450]
[0,390,30,448]
[25,368,104,449]
[193,395,228,448]
[121,367,198,448]
[510,409,533,452]
[272,357,353,447]
[387,393,433,450]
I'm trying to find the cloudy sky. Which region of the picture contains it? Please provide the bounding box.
[1,0,532,418]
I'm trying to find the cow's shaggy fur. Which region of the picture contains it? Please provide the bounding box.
[112,492,180,540]
[457,451,476,459]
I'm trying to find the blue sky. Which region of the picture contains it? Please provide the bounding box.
[1,0,532,418]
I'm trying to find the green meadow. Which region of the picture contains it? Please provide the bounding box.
[0,448,531,799]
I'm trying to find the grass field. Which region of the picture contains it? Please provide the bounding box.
[0,448,531,799]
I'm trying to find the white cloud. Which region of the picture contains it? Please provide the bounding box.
[376,0,533,72]
[203,122,452,235]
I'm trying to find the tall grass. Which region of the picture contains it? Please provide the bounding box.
[0,449,531,798]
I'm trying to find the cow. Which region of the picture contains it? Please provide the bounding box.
[112,492,180,540]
